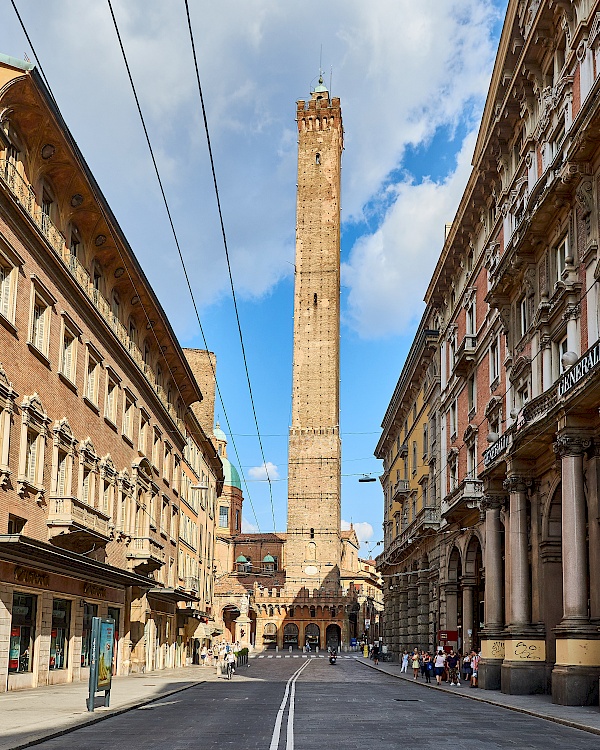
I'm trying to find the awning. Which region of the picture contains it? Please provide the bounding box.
[0,534,154,589]
[148,587,198,603]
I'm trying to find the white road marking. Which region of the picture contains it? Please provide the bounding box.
[293,655,300,658]
[267,655,274,659]
[285,655,290,658]
[276,655,282,659]
[268,659,311,750]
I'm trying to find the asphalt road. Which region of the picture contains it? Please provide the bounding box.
[31,656,600,749]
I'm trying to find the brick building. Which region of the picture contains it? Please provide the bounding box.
[378,0,600,706]
[0,53,222,691]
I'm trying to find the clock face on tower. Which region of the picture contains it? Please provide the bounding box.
[304,565,318,576]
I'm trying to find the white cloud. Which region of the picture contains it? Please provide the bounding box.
[248,461,280,481]
[343,129,478,338]
[241,518,259,533]
[0,0,500,337]
[342,519,374,545]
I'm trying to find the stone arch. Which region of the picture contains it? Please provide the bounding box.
[540,482,563,665]
[283,622,299,649]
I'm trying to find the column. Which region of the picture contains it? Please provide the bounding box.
[398,582,408,653]
[461,581,475,655]
[479,495,506,690]
[407,579,418,650]
[417,568,429,650]
[501,475,546,694]
[541,336,552,392]
[564,304,580,357]
[551,434,600,706]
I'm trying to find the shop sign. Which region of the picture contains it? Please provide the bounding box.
[558,340,600,398]
[83,583,106,599]
[14,566,50,587]
[483,431,511,467]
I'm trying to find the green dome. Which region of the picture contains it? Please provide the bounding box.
[222,456,242,491]
[263,554,275,563]
[236,555,248,564]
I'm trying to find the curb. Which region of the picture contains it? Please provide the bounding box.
[355,658,600,738]
[5,679,207,750]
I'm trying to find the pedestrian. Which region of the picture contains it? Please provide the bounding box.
[447,649,460,685]
[433,649,446,685]
[372,642,380,665]
[411,650,420,679]
[462,652,472,683]
[419,651,426,680]
[471,650,480,688]
[400,651,409,673]
[424,653,433,683]
[201,645,208,666]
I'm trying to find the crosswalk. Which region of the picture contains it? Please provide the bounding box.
[252,654,356,660]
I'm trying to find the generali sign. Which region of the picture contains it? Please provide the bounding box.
[558,340,600,398]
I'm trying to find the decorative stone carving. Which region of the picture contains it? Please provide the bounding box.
[480,494,507,512]
[575,178,594,217]
[503,475,533,494]
[553,435,592,458]
[562,303,581,323]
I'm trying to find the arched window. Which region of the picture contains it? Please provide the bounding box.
[315,153,321,165]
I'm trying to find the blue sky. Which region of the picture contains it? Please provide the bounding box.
[1,0,507,553]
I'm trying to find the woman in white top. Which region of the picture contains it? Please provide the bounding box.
[433,650,446,685]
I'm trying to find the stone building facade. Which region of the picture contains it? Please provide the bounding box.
[0,54,222,691]
[378,0,600,706]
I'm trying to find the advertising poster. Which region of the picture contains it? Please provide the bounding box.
[9,626,20,671]
[97,620,114,690]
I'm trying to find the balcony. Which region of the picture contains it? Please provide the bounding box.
[378,506,440,566]
[126,536,165,573]
[392,479,410,501]
[0,160,185,438]
[47,496,112,553]
[441,477,483,521]
[183,576,200,593]
[453,334,477,374]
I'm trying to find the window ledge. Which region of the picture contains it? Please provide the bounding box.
[0,313,17,336]
[104,416,118,432]
[83,395,99,414]
[27,341,51,368]
[490,376,500,393]
[17,477,45,505]
[122,432,134,447]
[58,371,78,393]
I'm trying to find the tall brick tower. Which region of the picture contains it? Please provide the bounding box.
[286,76,343,594]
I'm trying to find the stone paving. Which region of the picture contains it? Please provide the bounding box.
[1,656,600,749]
[0,664,227,750]
[355,657,600,736]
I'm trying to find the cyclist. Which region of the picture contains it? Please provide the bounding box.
[225,649,236,679]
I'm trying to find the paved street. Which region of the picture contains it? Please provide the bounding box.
[25,657,600,750]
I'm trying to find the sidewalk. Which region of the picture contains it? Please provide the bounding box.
[0,664,226,750]
[356,657,600,736]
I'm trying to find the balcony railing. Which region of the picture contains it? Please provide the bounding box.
[453,334,477,374]
[441,477,483,517]
[0,160,185,438]
[47,495,111,541]
[392,479,410,500]
[379,506,441,565]
[183,576,200,593]
[127,536,165,571]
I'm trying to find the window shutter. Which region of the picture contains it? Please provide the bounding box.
[82,470,89,504]
[0,266,10,318]
[63,337,72,378]
[35,304,45,351]
[27,434,37,483]
[58,454,67,495]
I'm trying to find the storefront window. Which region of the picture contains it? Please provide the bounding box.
[81,602,98,667]
[49,599,71,670]
[9,593,37,673]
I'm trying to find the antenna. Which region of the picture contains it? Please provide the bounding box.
[320,44,323,77]
[330,66,333,95]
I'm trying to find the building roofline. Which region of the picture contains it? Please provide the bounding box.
[25,66,203,406]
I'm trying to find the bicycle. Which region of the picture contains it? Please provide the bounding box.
[226,661,235,680]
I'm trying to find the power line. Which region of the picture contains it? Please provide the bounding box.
[183,0,277,532]
[8,1,222,547]
[105,0,263,532]
[381,274,600,567]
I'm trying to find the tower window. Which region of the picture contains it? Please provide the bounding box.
[315,153,321,165]
[313,293,317,306]
[310,528,314,539]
